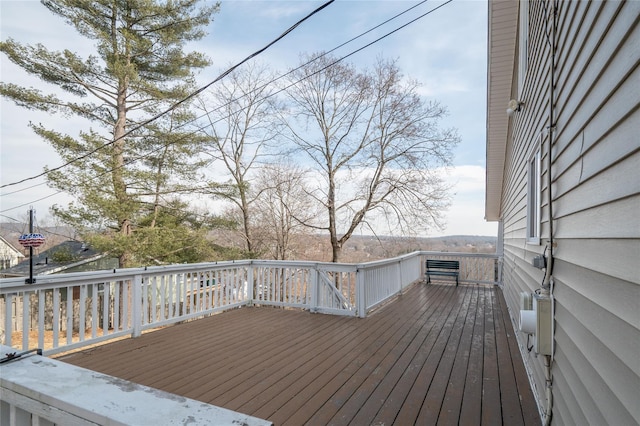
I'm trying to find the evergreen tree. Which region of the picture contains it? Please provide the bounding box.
[1,0,219,266]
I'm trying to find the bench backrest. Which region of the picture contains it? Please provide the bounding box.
[426,260,460,270]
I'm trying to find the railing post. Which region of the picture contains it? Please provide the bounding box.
[247,264,254,304]
[356,268,366,318]
[132,275,142,338]
[310,266,318,312]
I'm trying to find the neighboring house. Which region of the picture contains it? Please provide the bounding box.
[0,241,119,337]
[0,240,118,278]
[486,1,639,425]
[0,236,25,270]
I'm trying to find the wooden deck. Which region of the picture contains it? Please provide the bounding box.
[60,283,540,425]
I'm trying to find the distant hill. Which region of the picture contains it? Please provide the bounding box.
[336,234,497,262]
[1,221,496,264]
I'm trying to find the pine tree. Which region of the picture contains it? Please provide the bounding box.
[1,0,219,267]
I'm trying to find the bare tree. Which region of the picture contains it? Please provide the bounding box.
[198,62,282,255]
[253,163,318,260]
[283,55,459,262]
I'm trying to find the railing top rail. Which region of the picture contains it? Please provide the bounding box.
[354,251,421,270]
[353,251,499,271]
[1,251,500,292]
[418,251,500,259]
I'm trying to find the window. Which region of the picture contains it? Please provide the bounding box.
[518,0,529,95]
[527,148,541,244]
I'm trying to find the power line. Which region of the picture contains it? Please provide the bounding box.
[0,213,22,222]
[1,0,427,201]
[1,192,63,213]
[1,0,454,213]
[0,212,81,243]
[0,0,336,191]
[1,1,451,213]
[2,181,49,197]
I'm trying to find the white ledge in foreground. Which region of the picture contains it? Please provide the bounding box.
[0,345,271,426]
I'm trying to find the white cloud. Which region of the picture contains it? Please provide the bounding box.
[434,165,497,236]
[443,165,488,193]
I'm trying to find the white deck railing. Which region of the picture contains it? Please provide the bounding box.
[0,251,499,425]
[0,252,500,355]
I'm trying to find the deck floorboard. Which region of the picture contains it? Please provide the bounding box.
[60,283,540,425]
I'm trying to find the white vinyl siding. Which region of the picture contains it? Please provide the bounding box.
[498,1,640,425]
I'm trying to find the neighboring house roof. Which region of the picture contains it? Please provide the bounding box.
[485,0,519,221]
[1,240,109,277]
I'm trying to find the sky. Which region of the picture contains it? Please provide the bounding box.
[0,0,497,237]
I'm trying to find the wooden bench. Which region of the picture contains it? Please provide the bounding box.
[425,259,460,286]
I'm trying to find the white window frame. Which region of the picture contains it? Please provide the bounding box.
[518,0,529,95]
[526,147,541,244]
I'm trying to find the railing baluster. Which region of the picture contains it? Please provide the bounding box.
[79,285,87,342]
[132,275,142,338]
[142,279,148,326]
[22,291,30,350]
[172,274,178,318]
[103,283,109,336]
[211,270,217,306]
[114,281,120,332]
[160,275,166,321]
[66,287,73,346]
[38,290,45,350]
[168,274,173,317]
[53,289,60,348]
[122,279,130,332]
[150,277,157,323]
[3,293,12,347]
[91,283,98,339]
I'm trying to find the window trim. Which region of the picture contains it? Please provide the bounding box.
[526,146,541,244]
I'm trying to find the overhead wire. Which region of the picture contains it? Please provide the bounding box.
[0,0,336,190]
[0,212,82,242]
[1,1,450,215]
[1,0,454,213]
[2,0,439,195]
[1,0,432,203]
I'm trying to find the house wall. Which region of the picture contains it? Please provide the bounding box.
[0,238,24,270]
[500,1,639,425]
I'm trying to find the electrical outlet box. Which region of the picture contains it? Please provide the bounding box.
[532,255,546,269]
[534,294,553,355]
